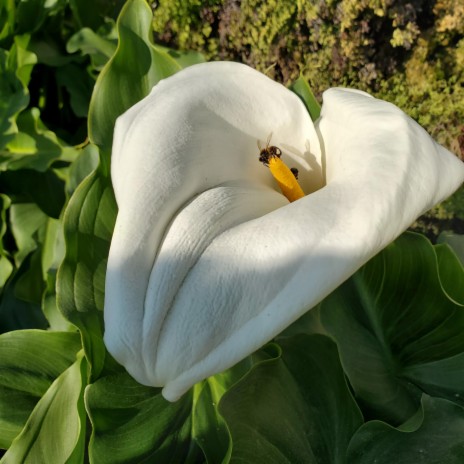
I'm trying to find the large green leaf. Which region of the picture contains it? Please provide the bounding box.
[57,170,117,379]
[65,142,100,195]
[1,351,87,463]
[192,358,252,463]
[321,232,464,424]
[85,372,199,464]
[0,330,81,449]
[347,395,464,463]
[88,0,180,157]
[219,335,363,464]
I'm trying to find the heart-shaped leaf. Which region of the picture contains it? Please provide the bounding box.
[219,335,363,464]
[321,232,464,424]
[347,395,464,463]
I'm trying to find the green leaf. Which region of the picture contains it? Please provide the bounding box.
[0,330,81,449]
[438,232,464,265]
[0,0,15,42]
[85,372,199,464]
[347,395,464,464]
[88,0,181,157]
[9,202,47,265]
[0,49,29,150]
[67,27,117,70]
[69,0,124,30]
[0,35,36,145]
[219,335,363,464]
[55,63,94,118]
[321,232,464,424]
[1,108,78,172]
[192,358,251,463]
[8,35,37,88]
[289,76,321,121]
[435,242,464,304]
[66,143,100,195]
[57,171,117,379]
[1,351,87,463]
[0,193,12,289]
[15,0,67,35]
[154,44,206,68]
[0,255,12,290]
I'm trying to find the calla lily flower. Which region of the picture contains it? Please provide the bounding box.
[104,62,464,402]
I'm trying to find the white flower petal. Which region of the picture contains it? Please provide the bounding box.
[104,62,464,401]
[104,62,321,387]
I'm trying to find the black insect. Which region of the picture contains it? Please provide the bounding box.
[290,167,299,179]
[257,133,282,166]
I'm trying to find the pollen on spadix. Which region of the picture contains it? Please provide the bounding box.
[268,157,305,202]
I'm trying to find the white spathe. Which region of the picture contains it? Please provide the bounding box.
[104,62,464,401]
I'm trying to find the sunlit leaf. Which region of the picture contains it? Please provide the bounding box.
[321,232,464,424]
[1,352,87,463]
[0,49,29,149]
[1,108,78,172]
[219,335,363,464]
[290,76,321,121]
[9,202,46,265]
[88,0,180,157]
[0,194,12,289]
[0,330,81,449]
[66,143,99,195]
[67,26,117,70]
[154,44,205,68]
[57,171,117,378]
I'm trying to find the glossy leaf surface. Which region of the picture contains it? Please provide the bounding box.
[219,335,363,464]
[321,232,464,423]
